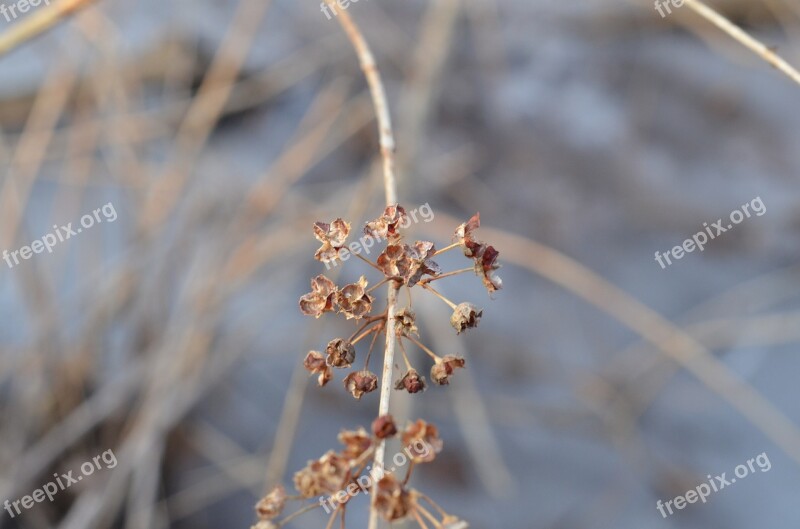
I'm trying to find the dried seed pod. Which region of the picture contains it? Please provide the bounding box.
[374,475,414,521]
[394,369,426,393]
[453,212,482,257]
[255,485,286,520]
[474,244,502,293]
[371,414,398,439]
[338,427,374,461]
[377,243,406,277]
[325,338,356,368]
[401,419,443,463]
[450,302,482,334]
[430,355,466,385]
[336,276,373,320]
[303,351,333,387]
[401,241,440,286]
[343,370,378,399]
[313,218,351,263]
[394,308,418,337]
[293,451,348,498]
[299,275,338,318]
[364,204,408,241]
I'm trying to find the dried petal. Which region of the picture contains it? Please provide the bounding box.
[338,427,374,461]
[394,308,418,337]
[394,369,426,393]
[299,275,338,318]
[430,355,466,385]
[374,475,414,521]
[303,350,333,387]
[293,451,348,497]
[343,370,378,399]
[401,420,443,463]
[326,339,356,368]
[364,204,408,241]
[372,415,398,439]
[453,213,482,257]
[474,244,502,293]
[313,219,351,263]
[376,244,406,277]
[255,485,286,520]
[449,303,482,334]
[336,276,373,320]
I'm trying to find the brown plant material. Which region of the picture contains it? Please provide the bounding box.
[371,414,398,439]
[374,475,414,521]
[364,204,407,241]
[255,485,286,520]
[430,355,466,385]
[394,307,418,337]
[377,242,440,286]
[338,427,374,461]
[336,276,373,320]
[394,369,426,394]
[293,451,348,498]
[299,275,338,318]
[401,420,443,463]
[343,370,379,399]
[313,218,351,263]
[303,350,332,387]
[450,302,482,334]
[454,213,502,293]
[326,338,356,368]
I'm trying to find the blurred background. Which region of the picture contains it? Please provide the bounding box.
[1,0,800,527]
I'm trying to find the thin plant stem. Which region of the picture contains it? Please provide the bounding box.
[323,508,339,529]
[347,314,387,343]
[420,267,473,284]
[0,0,98,58]
[404,335,440,362]
[417,504,442,528]
[398,339,413,370]
[366,277,391,294]
[278,502,320,527]
[323,3,399,528]
[355,252,384,273]
[351,324,381,346]
[364,323,382,370]
[432,242,460,256]
[413,510,432,529]
[420,283,457,310]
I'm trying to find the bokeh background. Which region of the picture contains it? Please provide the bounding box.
[1,0,800,528]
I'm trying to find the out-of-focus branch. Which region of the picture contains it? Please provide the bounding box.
[0,0,98,58]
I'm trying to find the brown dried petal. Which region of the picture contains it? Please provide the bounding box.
[377,244,406,277]
[374,475,414,521]
[430,355,466,385]
[303,350,333,387]
[326,338,356,368]
[255,485,286,520]
[372,415,398,439]
[450,303,482,334]
[313,219,351,263]
[394,369,426,394]
[343,370,378,399]
[364,204,408,241]
[475,244,502,293]
[401,419,443,463]
[337,276,373,320]
[338,427,374,461]
[299,275,338,318]
[293,451,348,498]
[394,308,418,337]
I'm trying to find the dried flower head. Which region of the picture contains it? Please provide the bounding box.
[299,275,338,318]
[371,414,398,439]
[343,370,378,399]
[374,475,414,521]
[474,244,502,293]
[394,369,426,393]
[394,308,418,337]
[401,241,441,286]
[313,218,351,263]
[255,485,286,520]
[454,212,483,257]
[364,204,408,241]
[338,427,374,461]
[401,419,443,463]
[325,338,356,368]
[430,355,466,385]
[450,302,482,334]
[303,350,333,387]
[293,451,348,498]
[336,276,373,320]
[376,243,406,277]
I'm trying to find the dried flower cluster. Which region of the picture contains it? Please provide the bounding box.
[256,206,499,528]
[252,416,466,528]
[298,206,502,398]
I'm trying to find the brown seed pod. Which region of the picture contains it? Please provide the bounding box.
[371,414,398,439]
[325,338,356,368]
[394,369,426,393]
[343,370,378,399]
[449,302,482,334]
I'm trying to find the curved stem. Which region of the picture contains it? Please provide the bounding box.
[322,3,399,528]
